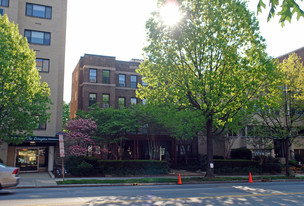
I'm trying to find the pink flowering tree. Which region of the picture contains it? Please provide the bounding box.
[64,118,97,156]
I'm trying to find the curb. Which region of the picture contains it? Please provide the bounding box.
[13,178,304,189]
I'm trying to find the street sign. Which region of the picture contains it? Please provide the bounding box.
[59,134,65,157]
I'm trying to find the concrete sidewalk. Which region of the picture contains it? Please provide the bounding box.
[17,172,57,188]
[16,170,204,188]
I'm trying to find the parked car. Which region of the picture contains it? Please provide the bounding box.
[0,163,20,189]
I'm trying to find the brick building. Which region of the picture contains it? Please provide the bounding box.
[70,54,142,118]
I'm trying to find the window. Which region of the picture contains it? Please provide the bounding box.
[89,69,97,83]
[35,116,46,130]
[142,99,148,105]
[118,97,125,109]
[37,122,46,130]
[36,58,49,72]
[131,75,137,88]
[119,74,126,87]
[24,30,50,45]
[0,0,9,7]
[142,80,148,86]
[102,94,110,108]
[89,93,97,106]
[102,70,110,84]
[130,98,137,105]
[26,3,52,19]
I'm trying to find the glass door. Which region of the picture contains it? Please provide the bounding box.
[16,149,38,171]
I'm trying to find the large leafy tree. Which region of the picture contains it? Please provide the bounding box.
[0,15,51,144]
[78,105,141,160]
[157,105,204,164]
[129,104,167,160]
[255,53,304,176]
[137,0,278,177]
[257,0,304,25]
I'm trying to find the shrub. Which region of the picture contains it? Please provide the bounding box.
[65,156,84,169]
[98,160,169,176]
[76,161,96,176]
[230,148,252,160]
[289,159,300,167]
[262,163,282,174]
[214,159,260,175]
[170,155,203,171]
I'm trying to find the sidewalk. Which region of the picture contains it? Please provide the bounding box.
[17,172,57,188]
[16,170,204,188]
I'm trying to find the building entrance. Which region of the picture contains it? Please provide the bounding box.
[16,148,48,171]
[16,149,38,171]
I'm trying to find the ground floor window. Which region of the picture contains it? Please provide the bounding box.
[15,147,48,171]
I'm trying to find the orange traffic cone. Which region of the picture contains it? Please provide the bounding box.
[178,174,182,185]
[248,172,253,183]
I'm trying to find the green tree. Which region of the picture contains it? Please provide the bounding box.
[257,0,304,25]
[62,101,70,128]
[0,15,51,144]
[137,0,278,177]
[255,53,304,176]
[129,104,167,160]
[78,105,141,160]
[157,105,204,164]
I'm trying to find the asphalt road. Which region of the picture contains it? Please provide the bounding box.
[1,181,304,205]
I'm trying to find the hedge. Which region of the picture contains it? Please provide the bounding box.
[64,156,169,177]
[214,159,260,175]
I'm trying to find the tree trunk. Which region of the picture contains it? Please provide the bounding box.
[205,117,215,177]
[285,138,290,177]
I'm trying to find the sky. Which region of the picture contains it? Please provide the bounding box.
[63,0,304,103]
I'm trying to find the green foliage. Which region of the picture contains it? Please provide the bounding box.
[214,159,261,174]
[78,105,141,145]
[97,160,169,176]
[257,0,304,26]
[0,15,51,144]
[254,53,304,177]
[170,154,204,171]
[230,148,252,160]
[62,101,70,128]
[262,163,282,174]
[157,105,205,140]
[76,161,95,176]
[138,0,278,177]
[289,159,300,167]
[65,156,169,177]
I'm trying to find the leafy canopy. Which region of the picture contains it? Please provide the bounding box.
[137,0,277,130]
[137,0,278,177]
[0,15,51,144]
[257,0,304,26]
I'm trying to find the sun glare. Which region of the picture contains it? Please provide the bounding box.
[160,0,181,26]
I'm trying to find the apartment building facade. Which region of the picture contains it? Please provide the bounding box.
[70,54,142,117]
[0,0,67,172]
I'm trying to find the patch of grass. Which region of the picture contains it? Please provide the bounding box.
[56,175,304,185]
